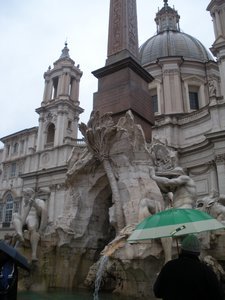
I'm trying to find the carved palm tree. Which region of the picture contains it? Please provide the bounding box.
[79,111,125,232]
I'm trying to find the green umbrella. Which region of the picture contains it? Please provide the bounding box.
[128,208,225,242]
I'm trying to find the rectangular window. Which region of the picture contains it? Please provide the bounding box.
[2,222,10,228]
[6,145,10,156]
[5,211,12,223]
[11,163,16,177]
[151,95,158,113]
[189,92,199,110]
[20,140,25,153]
[0,203,3,223]
[13,143,18,154]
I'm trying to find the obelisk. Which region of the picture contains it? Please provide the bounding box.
[106,0,139,64]
[92,0,154,142]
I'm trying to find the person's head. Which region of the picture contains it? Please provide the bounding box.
[0,250,10,265]
[23,188,35,204]
[181,234,201,256]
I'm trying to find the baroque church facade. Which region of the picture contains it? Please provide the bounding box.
[0,44,84,237]
[0,0,225,239]
[140,0,225,197]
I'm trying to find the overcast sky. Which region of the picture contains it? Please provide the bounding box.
[0,0,214,146]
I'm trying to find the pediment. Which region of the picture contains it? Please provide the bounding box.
[182,75,206,84]
[213,35,225,45]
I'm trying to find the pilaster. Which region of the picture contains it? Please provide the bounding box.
[215,154,225,194]
[207,0,225,98]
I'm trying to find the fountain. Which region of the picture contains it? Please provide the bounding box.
[93,256,109,300]
[11,109,225,299]
[7,0,225,297]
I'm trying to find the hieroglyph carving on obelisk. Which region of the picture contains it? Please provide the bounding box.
[107,0,138,59]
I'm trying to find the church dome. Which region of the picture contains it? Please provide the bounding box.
[139,1,214,65]
[139,31,214,65]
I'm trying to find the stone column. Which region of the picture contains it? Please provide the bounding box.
[63,73,70,95]
[58,73,64,96]
[55,109,64,146]
[157,82,161,114]
[163,69,172,113]
[2,145,9,161]
[212,13,217,38]
[47,80,53,100]
[36,115,45,151]
[71,79,80,103]
[207,3,225,98]
[218,56,225,98]
[48,186,55,223]
[70,79,76,101]
[42,80,49,103]
[215,10,223,37]
[209,161,219,192]
[215,154,225,194]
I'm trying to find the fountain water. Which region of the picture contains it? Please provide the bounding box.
[93,255,109,300]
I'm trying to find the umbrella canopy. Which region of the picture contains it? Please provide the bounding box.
[0,241,30,271]
[128,208,225,242]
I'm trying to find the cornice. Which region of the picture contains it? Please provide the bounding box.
[36,99,84,115]
[92,56,154,83]
[0,127,38,143]
[20,165,68,179]
[205,130,225,141]
[178,138,213,156]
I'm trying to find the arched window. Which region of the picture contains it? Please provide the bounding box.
[5,194,13,223]
[67,120,72,129]
[46,123,55,145]
[51,77,59,99]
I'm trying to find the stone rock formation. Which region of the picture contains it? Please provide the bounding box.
[13,110,225,298]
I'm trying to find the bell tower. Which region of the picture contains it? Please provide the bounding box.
[207,0,225,98]
[36,43,84,151]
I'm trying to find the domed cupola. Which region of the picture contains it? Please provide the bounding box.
[139,0,214,65]
[155,0,180,33]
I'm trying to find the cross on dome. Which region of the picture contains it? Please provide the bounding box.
[164,0,168,6]
[60,42,70,59]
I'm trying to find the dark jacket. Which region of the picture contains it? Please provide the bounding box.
[0,260,18,300]
[153,252,224,300]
